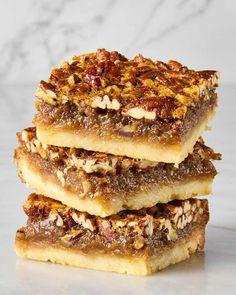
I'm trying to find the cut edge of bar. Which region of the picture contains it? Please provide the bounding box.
[15,226,205,276]
[16,151,213,217]
[36,109,215,164]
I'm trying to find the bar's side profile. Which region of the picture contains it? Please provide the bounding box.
[14,128,220,217]
[34,49,219,164]
[15,194,209,275]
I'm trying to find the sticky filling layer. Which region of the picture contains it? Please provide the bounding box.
[17,194,209,258]
[15,128,219,201]
[34,91,217,145]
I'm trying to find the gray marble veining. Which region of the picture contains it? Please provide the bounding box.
[0,0,235,84]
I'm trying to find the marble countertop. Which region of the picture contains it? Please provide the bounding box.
[0,85,235,294]
[1,0,236,85]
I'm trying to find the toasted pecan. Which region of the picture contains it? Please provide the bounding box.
[35,48,219,121]
[17,128,221,176]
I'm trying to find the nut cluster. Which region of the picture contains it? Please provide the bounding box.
[24,194,208,251]
[17,128,221,180]
[17,128,160,175]
[35,48,219,122]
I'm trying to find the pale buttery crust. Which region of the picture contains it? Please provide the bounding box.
[15,226,205,276]
[36,109,215,164]
[16,151,213,217]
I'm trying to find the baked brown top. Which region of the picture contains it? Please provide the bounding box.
[17,127,221,175]
[35,48,219,122]
[22,193,209,253]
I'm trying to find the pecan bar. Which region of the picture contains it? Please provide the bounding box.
[34,48,219,164]
[14,128,220,217]
[15,194,209,275]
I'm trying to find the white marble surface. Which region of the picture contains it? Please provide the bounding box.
[0,84,236,294]
[0,0,236,84]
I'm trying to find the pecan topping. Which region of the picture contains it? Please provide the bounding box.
[35,48,219,121]
[24,194,209,248]
[91,95,121,110]
[122,98,177,120]
[17,127,221,177]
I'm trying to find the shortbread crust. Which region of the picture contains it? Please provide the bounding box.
[15,128,219,216]
[15,154,213,216]
[34,48,219,163]
[35,108,215,164]
[15,194,208,275]
[15,227,205,276]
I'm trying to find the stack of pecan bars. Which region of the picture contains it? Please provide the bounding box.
[14,49,221,275]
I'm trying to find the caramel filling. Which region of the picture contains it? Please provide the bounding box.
[34,91,217,145]
[19,194,209,258]
[15,128,220,200]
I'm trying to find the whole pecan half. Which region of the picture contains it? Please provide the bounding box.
[122,97,177,120]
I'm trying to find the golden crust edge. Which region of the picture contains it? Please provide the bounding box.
[16,150,213,217]
[15,226,205,276]
[35,109,215,164]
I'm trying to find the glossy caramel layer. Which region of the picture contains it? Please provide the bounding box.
[17,194,209,258]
